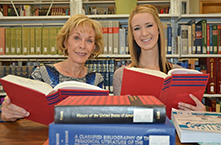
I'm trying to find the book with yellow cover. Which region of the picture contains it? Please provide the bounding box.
[0,27,5,55]
[22,27,30,55]
[35,27,42,55]
[42,27,49,55]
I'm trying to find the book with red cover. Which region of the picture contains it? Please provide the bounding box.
[54,95,166,124]
[207,57,217,94]
[121,67,210,118]
[0,75,109,125]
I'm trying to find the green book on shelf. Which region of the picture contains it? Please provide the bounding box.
[29,27,36,55]
[35,27,42,55]
[212,25,218,54]
[22,27,30,55]
[49,27,57,55]
[42,27,49,55]
[10,28,16,55]
[5,28,11,55]
[16,27,22,55]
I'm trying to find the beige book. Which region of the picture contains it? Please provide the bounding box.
[22,27,30,55]
[10,28,16,55]
[29,27,36,55]
[16,28,22,55]
[42,27,49,55]
[35,27,42,55]
[49,27,57,55]
[5,28,11,55]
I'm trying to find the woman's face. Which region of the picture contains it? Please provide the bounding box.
[65,25,95,64]
[131,12,159,51]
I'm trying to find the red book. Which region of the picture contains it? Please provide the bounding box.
[218,25,221,54]
[207,57,217,94]
[0,75,109,125]
[217,57,221,94]
[54,95,166,124]
[0,27,5,55]
[121,67,209,118]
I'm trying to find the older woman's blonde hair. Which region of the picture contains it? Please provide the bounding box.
[56,14,104,59]
[128,4,170,73]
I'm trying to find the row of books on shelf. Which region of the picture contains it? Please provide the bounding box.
[178,19,221,55]
[84,5,170,15]
[0,58,131,94]
[0,4,70,16]
[173,57,221,94]
[203,97,221,113]
[201,57,221,94]
[0,20,130,55]
[0,27,63,55]
[1,22,221,56]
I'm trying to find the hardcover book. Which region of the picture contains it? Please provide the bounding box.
[16,27,22,55]
[5,28,11,55]
[35,27,42,55]
[171,109,221,143]
[207,57,217,94]
[167,26,172,54]
[121,67,209,118]
[0,27,5,55]
[10,28,16,55]
[54,95,166,124]
[0,75,109,125]
[212,25,218,54]
[218,25,221,54]
[42,27,49,55]
[186,19,196,54]
[49,117,176,145]
[29,27,36,55]
[216,57,221,94]
[180,25,188,54]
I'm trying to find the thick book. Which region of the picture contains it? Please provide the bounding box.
[180,25,188,54]
[212,25,218,54]
[54,95,166,124]
[49,117,175,145]
[121,67,210,118]
[207,57,217,94]
[216,57,221,94]
[171,109,221,143]
[0,75,109,125]
[186,19,196,54]
[0,27,5,55]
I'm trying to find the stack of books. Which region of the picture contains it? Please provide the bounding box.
[48,95,176,145]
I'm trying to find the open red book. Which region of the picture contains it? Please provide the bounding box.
[121,67,210,118]
[0,75,109,125]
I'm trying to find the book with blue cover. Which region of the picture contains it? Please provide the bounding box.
[49,117,176,145]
